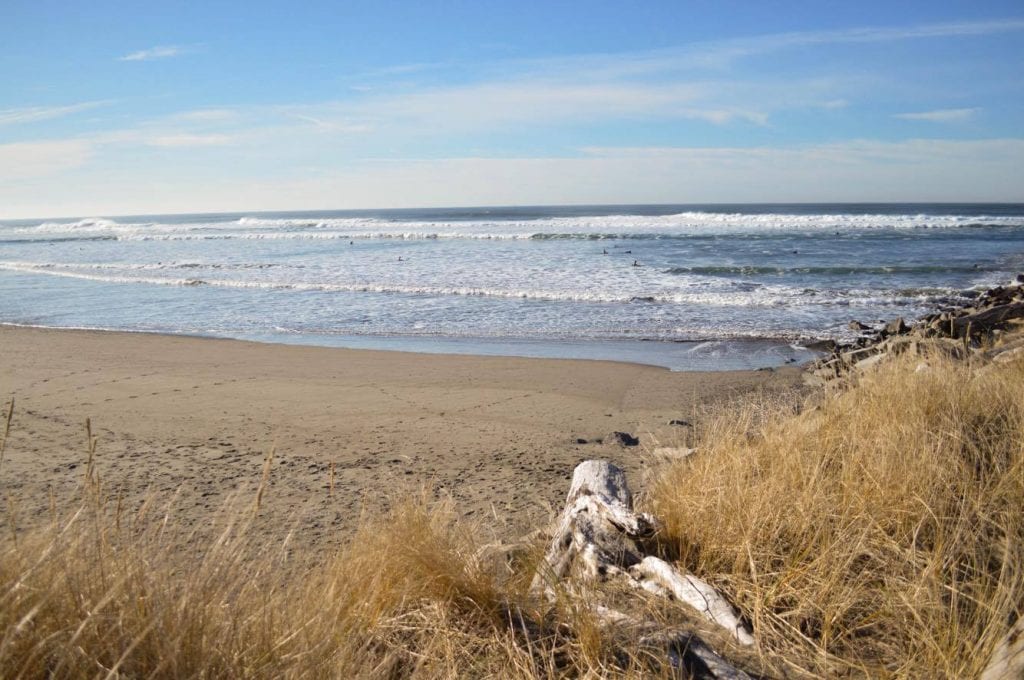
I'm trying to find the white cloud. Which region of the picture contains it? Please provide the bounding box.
[304,80,773,135]
[821,99,849,109]
[144,133,233,147]
[119,45,185,62]
[239,138,1024,207]
[682,108,769,125]
[172,109,239,122]
[288,19,1019,137]
[6,137,1020,218]
[0,139,93,181]
[0,101,110,126]
[894,108,980,122]
[290,114,374,134]
[505,19,1024,77]
[357,61,450,78]
[738,19,1024,57]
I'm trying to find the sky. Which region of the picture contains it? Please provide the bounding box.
[1,0,1023,218]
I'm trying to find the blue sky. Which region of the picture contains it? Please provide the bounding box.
[2,1,1023,218]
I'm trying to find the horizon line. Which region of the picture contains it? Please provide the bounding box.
[5,200,1024,223]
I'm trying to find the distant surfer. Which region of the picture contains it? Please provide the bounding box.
[397,256,403,262]
[602,248,608,254]
[632,260,640,267]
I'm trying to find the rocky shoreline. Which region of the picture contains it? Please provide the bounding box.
[807,275,1024,386]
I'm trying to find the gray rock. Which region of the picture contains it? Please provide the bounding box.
[884,317,908,335]
[610,431,640,447]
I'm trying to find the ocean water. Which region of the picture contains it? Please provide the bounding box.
[2,203,1023,370]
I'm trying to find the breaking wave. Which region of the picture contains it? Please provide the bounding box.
[665,264,997,276]
[5,210,1023,244]
[0,260,966,308]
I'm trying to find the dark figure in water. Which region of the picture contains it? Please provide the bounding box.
[602,248,608,254]
[632,260,640,267]
[397,256,403,262]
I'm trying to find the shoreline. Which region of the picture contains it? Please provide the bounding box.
[0,324,804,549]
[0,321,822,372]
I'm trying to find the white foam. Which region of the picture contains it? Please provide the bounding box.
[9,210,1024,242]
[0,259,961,309]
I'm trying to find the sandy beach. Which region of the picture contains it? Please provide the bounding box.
[0,325,802,550]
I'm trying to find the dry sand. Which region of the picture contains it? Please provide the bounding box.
[0,325,802,551]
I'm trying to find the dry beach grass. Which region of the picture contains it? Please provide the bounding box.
[1,346,1022,677]
[649,350,1024,677]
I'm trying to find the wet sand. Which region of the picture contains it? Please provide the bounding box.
[0,325,803,551]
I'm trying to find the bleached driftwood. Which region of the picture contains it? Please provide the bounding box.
[530,460,755,653]
[981,617,1024,680]
[651,446,697,463]
[593,604,753,680]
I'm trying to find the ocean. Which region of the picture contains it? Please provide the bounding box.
[2,203,1023,370]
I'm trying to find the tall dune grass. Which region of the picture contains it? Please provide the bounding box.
[649,352,1024,677]
[2,350,1022,677]
[0,483,660,678]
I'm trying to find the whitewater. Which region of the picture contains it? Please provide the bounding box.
[2,203,1023,370]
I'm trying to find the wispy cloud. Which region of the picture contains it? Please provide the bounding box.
[192,137,1024,210]
[316,19,1020,135]
[4,137,1023,217]
[820,99,849,109]
[579,138,1024,168]
[894,107,980,122]
[0,101,110,126]
[144,133,233,147]
[172,109,238,122]
[311,80,774,135]
[119,45,186,62]
[743,18,1024,56]
[0,139,93,181]
[357,61,450,78]
[290,114,373,134]
[503,19,1024,78]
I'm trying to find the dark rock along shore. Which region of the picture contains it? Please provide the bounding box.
[807,275,1024,386]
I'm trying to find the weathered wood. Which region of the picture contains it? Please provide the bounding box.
[531,460,754,654]
[593,605,753,680]
[630,556,755,646]
[651,446,697,463]
[980,617,1024,680]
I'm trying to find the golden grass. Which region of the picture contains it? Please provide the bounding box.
[648,352,1024,677]
[2,350,1022,678]
[0,482,657,678]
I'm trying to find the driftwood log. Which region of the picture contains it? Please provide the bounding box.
[531,460,754,678]
[981,617,1024,680]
